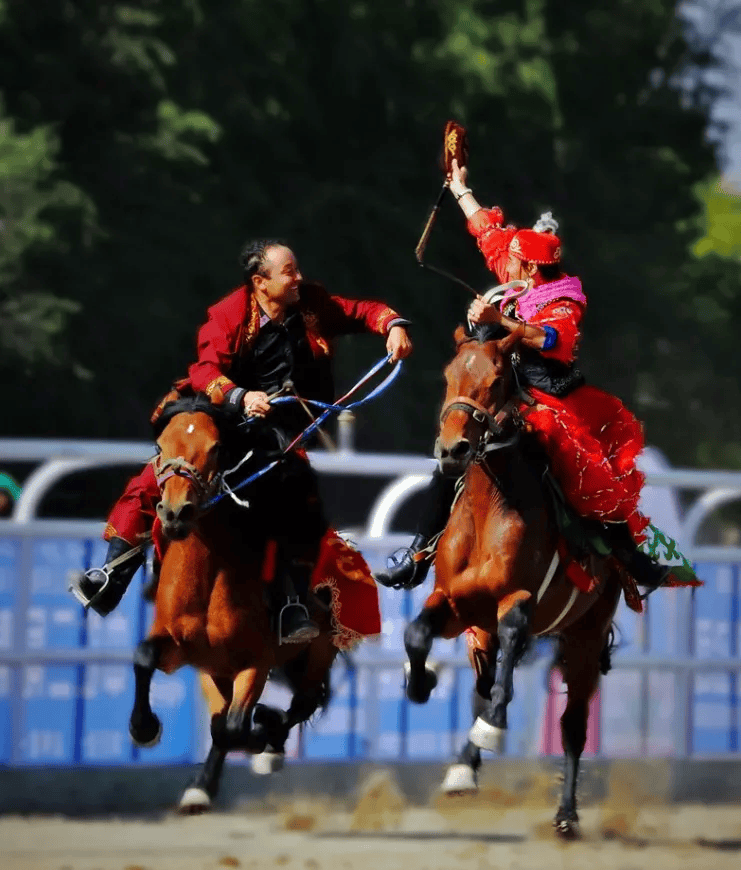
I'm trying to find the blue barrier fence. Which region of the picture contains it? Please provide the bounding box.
[0,529,739,766]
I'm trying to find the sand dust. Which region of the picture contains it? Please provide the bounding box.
[1,771,740,870]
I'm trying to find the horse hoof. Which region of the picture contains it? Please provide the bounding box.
[440,764,478,795]
[177,786,212,815]
[554,818,580,840]
[553,811,580,840]
[468,717,505,752]
[129,714,162,748]
[404,660,438,704]
[251,750,285,775]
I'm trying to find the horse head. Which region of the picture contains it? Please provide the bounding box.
[435,323,522,477]
[152,392,234,540]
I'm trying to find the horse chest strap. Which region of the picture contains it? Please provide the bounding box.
[536,550,560,604]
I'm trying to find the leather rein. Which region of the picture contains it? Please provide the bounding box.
[439,394,525,459]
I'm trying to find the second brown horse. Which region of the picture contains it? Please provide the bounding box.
[404,324,623,838]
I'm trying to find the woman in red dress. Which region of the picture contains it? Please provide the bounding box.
[376,160,667,592]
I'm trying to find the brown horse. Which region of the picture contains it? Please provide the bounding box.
[403,324,623,838]
[128,394,338,773]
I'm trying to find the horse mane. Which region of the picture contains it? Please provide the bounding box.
[151,393,240,439]
[472,322,509,343]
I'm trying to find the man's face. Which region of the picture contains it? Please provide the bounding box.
[254,245,303,307]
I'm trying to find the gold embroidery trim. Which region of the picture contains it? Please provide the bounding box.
[205,375,234,396]
[374,307,397,331]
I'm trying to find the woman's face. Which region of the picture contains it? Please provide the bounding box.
[505,253,531,284]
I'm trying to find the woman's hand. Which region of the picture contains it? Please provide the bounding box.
[386,325,413,362]
[468,295,502,326]
[448,158,469,198]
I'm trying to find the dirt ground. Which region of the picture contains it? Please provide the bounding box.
[1,772,740,870]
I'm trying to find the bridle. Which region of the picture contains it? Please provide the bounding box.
[152,454,222,505]
[439,393,522,459]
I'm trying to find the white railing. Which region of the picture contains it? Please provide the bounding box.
[0,437,740,763]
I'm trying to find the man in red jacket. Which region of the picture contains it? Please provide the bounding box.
[79,239,412,642]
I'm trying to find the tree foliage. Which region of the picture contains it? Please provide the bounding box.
[0,0,736,468]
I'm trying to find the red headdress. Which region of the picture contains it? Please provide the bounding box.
[508,212,561,265]
[509,228,561,265]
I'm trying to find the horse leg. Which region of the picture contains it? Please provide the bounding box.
[553,585,619,839]
[211,666,270,753]
[442,630,498,795]
[129,634,179,747]
[442,688,490,794]
[469,597,530,753]
[178,675,231,814]
[404,591,452,703]
[252,638,338,774]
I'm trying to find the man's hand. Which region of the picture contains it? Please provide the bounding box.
[242,390,272,417]
[386,326,413,362]
[468,295,502,326]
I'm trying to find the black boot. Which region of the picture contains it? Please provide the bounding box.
[375,533,433,590]
[605,523,671,593]
[74,537,145,616]
[279,564,320,644]
[375,468,457,590]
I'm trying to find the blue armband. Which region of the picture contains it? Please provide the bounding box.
[542,325,558,350]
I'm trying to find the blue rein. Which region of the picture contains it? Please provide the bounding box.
[203,354,403,508]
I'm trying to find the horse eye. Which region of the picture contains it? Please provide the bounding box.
[154,443,162,454]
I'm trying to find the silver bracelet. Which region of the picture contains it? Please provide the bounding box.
[455,188,472,201]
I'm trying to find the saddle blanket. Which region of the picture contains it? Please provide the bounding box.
[561,523,701,614]
[311,529,382,649]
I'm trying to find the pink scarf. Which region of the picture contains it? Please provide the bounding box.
[501,276,586,321]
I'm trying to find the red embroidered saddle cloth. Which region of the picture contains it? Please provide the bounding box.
[152,525,381,649]
[311,529,381,649]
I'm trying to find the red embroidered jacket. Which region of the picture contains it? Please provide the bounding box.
[186,281,404,399]
[107,282,405,545]
[467,208,584,366]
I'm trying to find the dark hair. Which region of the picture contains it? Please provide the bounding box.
[239,238,287,283]
[538,263,563,281]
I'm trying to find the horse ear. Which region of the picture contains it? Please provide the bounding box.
[498,325,524,356]
[453,325,469,346]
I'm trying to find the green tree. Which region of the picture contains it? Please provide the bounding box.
[693,177,741,259]
[0,101,91,370]
[0,0,731,470]
[0,1,220,436]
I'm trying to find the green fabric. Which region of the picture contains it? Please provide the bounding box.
[545,468,699,586]
[0,472,21,501]
[639,523,698,585]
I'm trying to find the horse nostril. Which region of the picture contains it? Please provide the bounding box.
[178,503,196,525]
[433,438,447,460]
[450,440,471,461]
[156,502,177,524]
